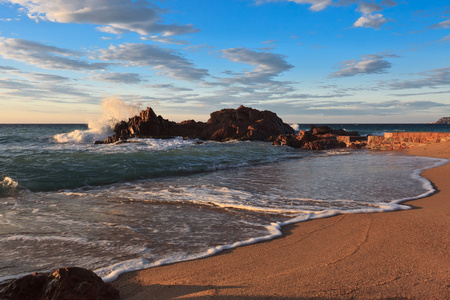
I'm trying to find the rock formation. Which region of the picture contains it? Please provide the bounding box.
[0,267,119,300]
[96,106,362,150]
[96,105,295,143]
[272,125,361,150]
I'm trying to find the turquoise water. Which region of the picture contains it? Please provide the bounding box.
[0,124,447,282]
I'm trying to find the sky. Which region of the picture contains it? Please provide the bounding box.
[0,0,449,124]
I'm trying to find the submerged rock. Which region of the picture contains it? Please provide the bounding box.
[0,267,120,300]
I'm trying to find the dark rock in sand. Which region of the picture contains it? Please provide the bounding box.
[272,125,356,150]
[98,105,294,143]
[0,267,120,300]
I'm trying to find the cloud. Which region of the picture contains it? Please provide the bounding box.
[97,43,209,81]
[356,1,383,14]
[390,90,450,97]
[140,36,190,45]
[258,0,394,29]
[25,73,69,82]
[0,37,108,70]
[282,99,448,117]
[440,35,450,42]
[330,54,394,78]
[380,0,397,8]
[353,1,392,29]
[255,0,334,12]
[90,72,144,84]
[220,47,293,86]
[353,13,388,29]
[280,0,335,11]
[0,65,18,71]
[388,67,450,90]
[0,76,96,101]
[96,26,127,35]
[3,0,198,37]
[430,19,450,29]
[0,78,35,90]
[147,84,193,93]
[365,100,447,109]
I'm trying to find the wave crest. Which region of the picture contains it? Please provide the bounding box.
[54,98,141,144]
[0,177,19,197]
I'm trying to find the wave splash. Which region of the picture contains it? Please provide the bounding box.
[54,98,141,144]
[0,176,19,197]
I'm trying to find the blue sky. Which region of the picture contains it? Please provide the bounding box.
[0,0,449,123]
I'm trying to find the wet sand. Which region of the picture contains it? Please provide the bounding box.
[112,142,450,299]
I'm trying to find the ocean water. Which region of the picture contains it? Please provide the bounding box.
[0,122,448,283]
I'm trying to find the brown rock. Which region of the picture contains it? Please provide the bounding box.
[201,105,294,141]
[273,125,358,150]
[0,267,119,300]
[99,105,294,143]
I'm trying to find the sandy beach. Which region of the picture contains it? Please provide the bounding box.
[112,142,450,299]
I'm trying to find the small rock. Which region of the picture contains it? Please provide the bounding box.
[0,267,120,300]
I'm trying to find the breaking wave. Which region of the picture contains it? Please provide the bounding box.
[0,176,19,197]
[54,98,141,144]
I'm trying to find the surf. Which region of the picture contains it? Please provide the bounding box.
[54,98,141,144]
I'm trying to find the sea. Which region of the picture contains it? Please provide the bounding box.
[1,118,449,283]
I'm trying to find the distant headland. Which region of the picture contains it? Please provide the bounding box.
[433,117,450,124]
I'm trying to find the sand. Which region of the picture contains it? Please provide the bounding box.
[112,142,450,299]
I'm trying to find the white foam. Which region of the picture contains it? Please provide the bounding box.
[94,156,450,283]
[98,222,284,282]
[0,234,89,243]
[54,97,141,144]
[0,176,19,197]
[290,123,300,132]
[1,177,18,189]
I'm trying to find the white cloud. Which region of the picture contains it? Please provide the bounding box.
[330,54,394,77]
[256,0,333,11]
[353,13,388,29]
[3,0,198,37]
[220,47,293,86]
[140,35,190,45]
[430,19,450,29]
[97,43,209,81]
[96,26,127,35]
[0,37,108,70]
[258,0,394,29]
[356,2,383,14]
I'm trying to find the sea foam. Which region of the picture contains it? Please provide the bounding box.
[0,176,19,197]
[54,98,141,144]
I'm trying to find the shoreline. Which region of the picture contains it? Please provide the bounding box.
[112,142,450,299]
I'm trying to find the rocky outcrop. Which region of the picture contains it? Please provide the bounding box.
[96,105,294,143]
[433,117,450,124]
[96,106,363,150]
[272,125,361,150]
[0,267,119,300]
[201,105,295,141]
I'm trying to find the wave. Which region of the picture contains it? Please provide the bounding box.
[0,176,19,197]
[54,97,141,144]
